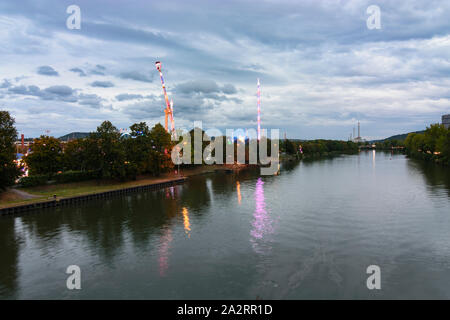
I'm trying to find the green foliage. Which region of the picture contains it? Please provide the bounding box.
[23,136,63,176]
[63,139,86,171]
[123,122,173,176]
[19,121,176,187]
[375,139,404,150]
[19,174,49,187]
[405,124,450,165]
[300,139,358,158]
[19,170,101,187]
[281,139,296,154]
[0,111,22,189]
[54,170,101,183]
[88,121,128,180]
[60,121,173,181]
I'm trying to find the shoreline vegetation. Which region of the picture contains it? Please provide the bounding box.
[405,123,450,166]
[5,110,442,211]
[0,138,367,209]
[0,164,242,209]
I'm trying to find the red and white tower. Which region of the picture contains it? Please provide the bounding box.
[155,61,175,138]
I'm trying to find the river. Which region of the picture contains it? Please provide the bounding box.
[1,151,450,299]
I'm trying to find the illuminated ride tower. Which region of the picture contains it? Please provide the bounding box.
[155,61,176,139]
[257,78,261,141]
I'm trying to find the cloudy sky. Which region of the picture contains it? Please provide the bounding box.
[1,0,449,140]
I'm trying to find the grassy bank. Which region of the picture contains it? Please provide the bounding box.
[0,164,246,209]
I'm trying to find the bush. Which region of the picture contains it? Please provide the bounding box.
[54,170,101,184]
[19,170,101,187]
[19,175,49,187]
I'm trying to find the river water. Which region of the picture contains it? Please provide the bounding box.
[1,151,450,299]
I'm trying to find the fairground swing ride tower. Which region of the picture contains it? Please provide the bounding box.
[257,78,261,141]
[155,61,176,140]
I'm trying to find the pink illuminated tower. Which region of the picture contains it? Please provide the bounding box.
[257,78,261,141]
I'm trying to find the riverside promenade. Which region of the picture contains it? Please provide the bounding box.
[0,177,186,216]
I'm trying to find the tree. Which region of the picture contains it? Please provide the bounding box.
[23,136,63,176]
[124,122,153,174]
[0,111,21,189]
[63,139,85,171]
[437,129,450,164]
[284,138,296,154]
[150,123,174,174]
[151,123,172,153]
[423,124,447,153]
[130,122,151,137]
[89,121,130,180]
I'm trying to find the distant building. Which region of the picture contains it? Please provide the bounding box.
[443,114,450,129]
[352,121,365,143]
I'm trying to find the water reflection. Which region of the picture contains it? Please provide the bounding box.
[408,159,450,198]
[182,207,191,238]
[158,227,173,277]
[0,218,18,298]
[2,153,450,299]
[250,178,273,255]
[236,181,242,205]
[372,150,376,169]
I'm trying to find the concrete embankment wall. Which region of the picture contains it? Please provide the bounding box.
[0,178,186,216]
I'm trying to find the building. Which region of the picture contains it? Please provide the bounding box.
[443,114,450,129]
[352,121,365,143]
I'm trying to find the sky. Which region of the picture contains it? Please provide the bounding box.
[0,0,449,140]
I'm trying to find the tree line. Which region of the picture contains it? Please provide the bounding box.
[405,124,450,165]
[0,111,22,190]
[1,109,380,191]
[280,138,359,158]
[22,121,174,184]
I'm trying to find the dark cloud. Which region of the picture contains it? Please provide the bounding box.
[0,79,12,88]
[8,84,77,102]
[8,85,29,95]
[116,93,144,101]
[37,65,59,76]
[119,71,153,83]
[91,81,114,88]
[175,80,220,94]
[88,64,108,76]
[69,67,87,77]
[78,93,105,108]
[122,99,164,120]
[4,82,113,110]
[221,84,237,94]
[91,70,105,76]
[175,80,243,104]
[44,85,73,96]
[242,63,265,71]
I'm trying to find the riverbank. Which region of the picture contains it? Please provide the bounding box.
[4,152,450,299]
[299,150,358,161]
[405,152,450,166]
[0,164,252,210]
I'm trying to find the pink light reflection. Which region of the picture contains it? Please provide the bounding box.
[251,178,273,240]
[158,228,173,277]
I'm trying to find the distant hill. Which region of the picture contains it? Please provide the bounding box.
[370,130,425,143]
[59,132,91,141]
